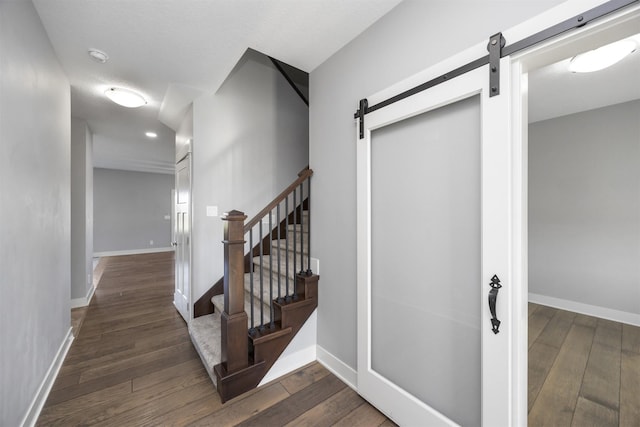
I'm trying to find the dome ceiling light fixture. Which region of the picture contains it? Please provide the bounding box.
[568,38,637,73]
[145,131,158,138]
[104,87,147,108]
[88,48,109,64]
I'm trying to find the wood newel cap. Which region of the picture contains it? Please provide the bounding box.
[221,210,247,221]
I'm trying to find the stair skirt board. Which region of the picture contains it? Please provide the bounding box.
[258,309,317,386]
[188,308,318,393]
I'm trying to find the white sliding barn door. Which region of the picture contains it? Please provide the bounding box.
[357,63,512,426]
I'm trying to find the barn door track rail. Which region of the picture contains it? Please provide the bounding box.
[354,0,638,138]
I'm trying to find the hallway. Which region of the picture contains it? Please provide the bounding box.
[38,252,209,425]
[38,252,391,426]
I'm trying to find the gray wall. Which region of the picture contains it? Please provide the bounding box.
[529,100,640,315]
[309,0,564,369]
[94,168,174,253]
[0,2,71,425]
[86,125,94,283]
[192,49,308,300]
[71,117,94,302]
[176,105,193,163]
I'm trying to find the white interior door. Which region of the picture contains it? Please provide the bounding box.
[357,63,512,426]
[174,154,191,323]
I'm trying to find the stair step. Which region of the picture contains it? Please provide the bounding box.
[244,270,295,307]
[291,210,309,221]
[253,253,310,280]
[272,237,308,254]
[211,291,270,329]
[287,223,309,234]
[248,222,306,239]
[263,244,308,272]
[285,230,308,247]
[189,313,221,389]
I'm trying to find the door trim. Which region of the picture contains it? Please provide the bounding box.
[508,3,640,424]
[174,153,193,324]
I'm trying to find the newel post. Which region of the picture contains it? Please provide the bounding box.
[221,210,249,373]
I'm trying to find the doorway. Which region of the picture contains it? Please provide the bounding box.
[174,154,192,323]
[513,13,640,426]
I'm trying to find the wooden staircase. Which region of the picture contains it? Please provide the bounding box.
[189,168,318,402]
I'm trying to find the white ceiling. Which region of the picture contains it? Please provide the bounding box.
[33,0,403,174]
[529,33,640,123]
[34,0,637,172]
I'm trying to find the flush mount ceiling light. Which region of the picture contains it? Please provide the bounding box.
[145,131,158,138]
[568,38,637,73]
[104,87,147,108]
[88,48,108,64]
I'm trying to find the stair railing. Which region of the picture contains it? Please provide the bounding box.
[219,167,313,376]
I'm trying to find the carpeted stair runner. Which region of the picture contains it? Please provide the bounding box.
[189,210,308,390]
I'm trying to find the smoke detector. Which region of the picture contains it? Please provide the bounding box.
[88,49,109,64]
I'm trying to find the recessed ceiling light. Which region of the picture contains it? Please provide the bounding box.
[145,131,158,138]
[104,87,147,108]
[568,38,636,73]
[88,48,108,64]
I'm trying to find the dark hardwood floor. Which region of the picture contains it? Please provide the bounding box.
[528,303,640,426]
[47,251,640,426]
[38,252,392,426]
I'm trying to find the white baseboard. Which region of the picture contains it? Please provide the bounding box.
[529,293,640,327]
[70,283,96,309]
[20,327,74,427]
[94,247,174,257]
[259,311,318,386]
[317,345,357,391]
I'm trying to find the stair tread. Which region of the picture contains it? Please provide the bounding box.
[271,238,308,254]
[189,313,221,388]
[212,292,271,328]
[287,223,309,236]
[253,253,309,280]
[287,223,309,233]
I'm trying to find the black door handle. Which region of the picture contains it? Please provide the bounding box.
[488,275,502,334]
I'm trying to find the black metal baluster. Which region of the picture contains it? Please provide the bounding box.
[259,220,265,331]
[293,187,300,301]
[285,195,291,302]
[307,177,312,275]
[299,182,305,273]
[277,203,283,303]
[292,188,297,292]
[269,211,274,329]
[249,229,255,334]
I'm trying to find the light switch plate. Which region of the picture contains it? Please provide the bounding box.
[206,206,218,217]
[310,257,320,274]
